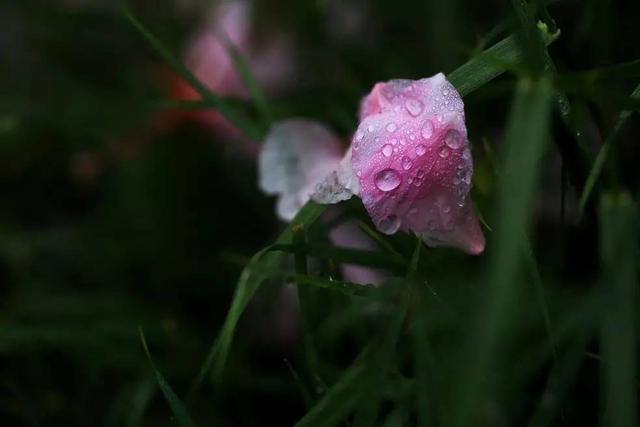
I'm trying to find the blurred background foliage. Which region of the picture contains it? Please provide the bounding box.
[1,0,640,426]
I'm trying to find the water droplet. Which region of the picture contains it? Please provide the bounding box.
[462,147,471,160]
[402,156,413,170]
[374,169,401,192]
[367,125,375,132]
[386,123,397,132]
[405,99,424,116]
[442,88,450,96]
[445,130,462,149]
[382,144,393,157]
[416,144,427,156]
[390,138,398,145]
[421,120,434,140]
[439,146,450,158]
[356,171,362,177]
[378,215,401,234]
[355,131,364,141]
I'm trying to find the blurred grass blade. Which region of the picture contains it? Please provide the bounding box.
[120,3,262,140]
[128,379,156,427]
[523,237,558,360]
[455,78,553,427]
[599,193,638,427]
[294,290,409,427]
[578,83,640,218]
[223,38,273,128]
[188,202,326,397]
[139,328,197,427]
[411,279,435,425]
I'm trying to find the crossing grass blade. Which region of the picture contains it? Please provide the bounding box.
[454,78,554,427]
[293,225,320,378]
[224,39,273,129]
[139,328,197,427]
[448,25,558,97]
[120,3,262,140]
[578,83,640,218]
[294,289,409,427]
[187,202,326,398]
[599,193,638,427]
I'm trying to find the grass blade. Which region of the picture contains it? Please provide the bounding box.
[293,225,320,379]
[120,3,262,140]
[188,202,327,398]
[294,290,409,427]
[599,193,638,427]
[578,83,640,218]
[223,38,273,128]
[139,328,197,427]
[448,25,557,97]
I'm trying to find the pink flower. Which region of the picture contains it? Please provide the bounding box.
[259,74,485,255]
[349,74,485,254]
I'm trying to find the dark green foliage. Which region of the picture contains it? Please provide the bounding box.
[1,0,639,426]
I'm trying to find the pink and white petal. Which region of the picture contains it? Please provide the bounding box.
[351,74,484,254]
[259,119,344,221]
[311,147,360,204]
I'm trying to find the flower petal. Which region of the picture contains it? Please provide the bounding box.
[351,74,485,254]
[259,119,344,221]
[311,147,359,204]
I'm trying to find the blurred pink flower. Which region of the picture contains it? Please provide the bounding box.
[259,74,485,255]
[159,0,296,146]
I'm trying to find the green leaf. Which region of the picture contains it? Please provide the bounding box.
[139,328,197,427]
[599,193,638,427]
[120,3,262,140]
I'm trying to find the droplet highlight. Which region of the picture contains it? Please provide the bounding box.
[374,169,401,192]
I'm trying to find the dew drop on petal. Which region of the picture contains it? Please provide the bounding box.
[367,125,375,132]
[439,146,450,158]
[405,99,424,116]
[445,130,462,149]
[386,122,397,132]
[382,144,393,157]
[378,215,401,234]
[462,147,471,160]
[402,156,413,170]
[355,131,364,141]
[421,120,434,140]
[374,169,401,192]
[415,144,427,156]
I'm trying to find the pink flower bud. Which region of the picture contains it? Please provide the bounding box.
[351,74,485,254]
